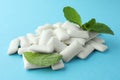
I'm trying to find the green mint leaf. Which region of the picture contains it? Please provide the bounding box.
[63,6,82,26]
[82,18,96,30]
[24,52,62,67]
[89,22,114,35]
[85,18,96,27]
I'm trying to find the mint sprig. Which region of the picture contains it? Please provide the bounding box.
[24,52,62,67]
[63,6,114,35]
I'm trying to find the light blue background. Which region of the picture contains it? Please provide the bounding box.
[0,0,120,80]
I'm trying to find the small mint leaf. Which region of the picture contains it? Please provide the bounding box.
[89,22,114,35]
[63,6,82,26]
[82,18,96,30]
[24,52,62,67]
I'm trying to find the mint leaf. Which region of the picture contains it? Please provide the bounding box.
[89,22,114,35]
[82,18,96,30]
[63,6,82,26]
[84,18,96,28]
[82,18,114,35]
[24,52,62,67]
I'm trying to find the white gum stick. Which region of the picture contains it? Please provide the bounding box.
[64,38,86,45]
[19,36,30,48]
[88,41,108,52]
[60,41,83,62]
[47,37,55,52]
[8,38,20,55]
[67,30,89,39]
[78,38,106,59]
[38,29,53,45]
[54,27,70,41]
[77,44,94,59]
[29,45,54,53]
[92,37,105,43]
